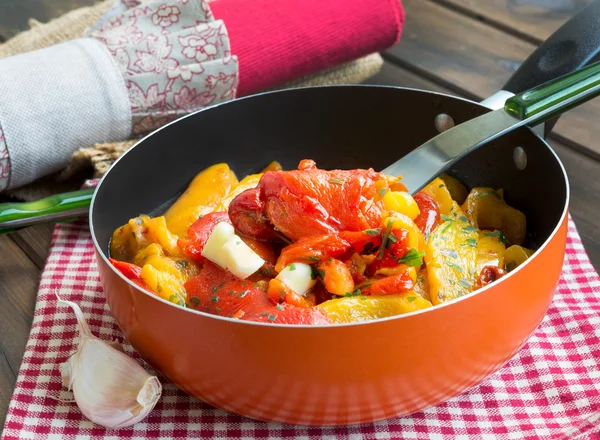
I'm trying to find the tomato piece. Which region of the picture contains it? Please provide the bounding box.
[368,271,415,295]
[227,187,280,241]
[318,258,355,296]
[184,261,271,316]
[109,258,152,291]
[413,192,441,237]
[185,262,331,324]
[275,234,351,272]
[178,212,231,260]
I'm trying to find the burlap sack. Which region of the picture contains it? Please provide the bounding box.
[1,0,383,200]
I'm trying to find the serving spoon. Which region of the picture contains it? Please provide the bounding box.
[1,61,600,232]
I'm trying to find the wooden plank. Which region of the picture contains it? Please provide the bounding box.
[0,235,40,427]
[389,0,600,160]
[368,61,600,268]
[435,0,592,43]
[0,0,99,40]
[9,224,55,269]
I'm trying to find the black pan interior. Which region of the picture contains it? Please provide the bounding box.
[92,86,568,253]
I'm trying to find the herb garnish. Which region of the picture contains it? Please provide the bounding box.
[364,228,381,237]
[459,278,472,288]
[440,214,454,222]
[377,221,394,260]
[345,289,362,297]
[210,296,219,303]
[189,297,200,307]
[237,290,248,298]
[267,314,277,322]
[289,263,296,271]
[465,238,478,247]
[329,177,346,185]
[407,296,417,302]
[440,249,458,259]
[462,225,478,233]
[378,188,388,197]
[276,304,285,311]
[445,261,463,272]
[397,248,425,267]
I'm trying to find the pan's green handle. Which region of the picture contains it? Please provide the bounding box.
[0,188,94,234]
[505,61,600,124]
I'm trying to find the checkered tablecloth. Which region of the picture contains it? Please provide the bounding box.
[2,217,600,439]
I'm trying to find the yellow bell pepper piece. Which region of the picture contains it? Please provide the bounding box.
[383,191,420,220]
[462,187,526,245]
[140,264,186,306]
[504,245,534,272]
[421,177,453,215]
[440,173,468,204]
[214,173,263,212]
[262,161,283,172]
[383,212,426,253]
[164,163,238,237]
[425,202,479,305]
[413,268,431,302]
[318,292,432,323]
[110,214,181,261]
[476,233,506,273]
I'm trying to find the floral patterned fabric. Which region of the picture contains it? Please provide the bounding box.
[0,0,238,192]
[87,0,238,136]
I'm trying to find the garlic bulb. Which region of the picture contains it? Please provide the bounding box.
[58,298,162,428]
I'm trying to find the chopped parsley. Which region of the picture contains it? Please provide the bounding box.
[459,278,472,289]
[439,183,445,188]
[484,230,509,244]
[310,267,318,280]
[378,188,388,197]
[465,238,478,248]
[276,303,285,311]
[463,225,478,233]
[364,228,381,237]
[397,248,425,267]
[189,297,200,307]
[407,296,417,302]
[440,214,454,222]
[377,220,394,260]
[440,249,458,259]
[237,290,249,298]
[387,233,398,244]
[329,177,346,185]
[288,263,296,271]
[176,260,188,269]
[267,314,277,322]
[345,289,362,297]
[445,261,464,272]
[211,285,218,293]
[441,221,453,233]
[458,216,468,223]
[210,296,219,303]
[316,269,325,279]
[305,255,320,262]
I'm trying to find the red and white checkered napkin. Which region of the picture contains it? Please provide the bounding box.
[2,216,600,440]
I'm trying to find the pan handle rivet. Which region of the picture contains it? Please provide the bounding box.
[434,113,455,133]
[513,146,527,170]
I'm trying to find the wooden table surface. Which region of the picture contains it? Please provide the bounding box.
[1,0,600,428]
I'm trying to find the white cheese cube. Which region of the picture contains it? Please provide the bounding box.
[201,222,235,268]
[221,235,265,279]
[276,263,316,296]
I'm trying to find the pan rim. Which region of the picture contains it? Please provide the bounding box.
[90,84,571,329]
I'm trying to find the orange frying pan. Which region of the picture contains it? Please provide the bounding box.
[87,2,599,425]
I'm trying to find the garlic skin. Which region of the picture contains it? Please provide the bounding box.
[58,298,162,429]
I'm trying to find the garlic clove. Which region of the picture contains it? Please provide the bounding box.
[58,297,162,429]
